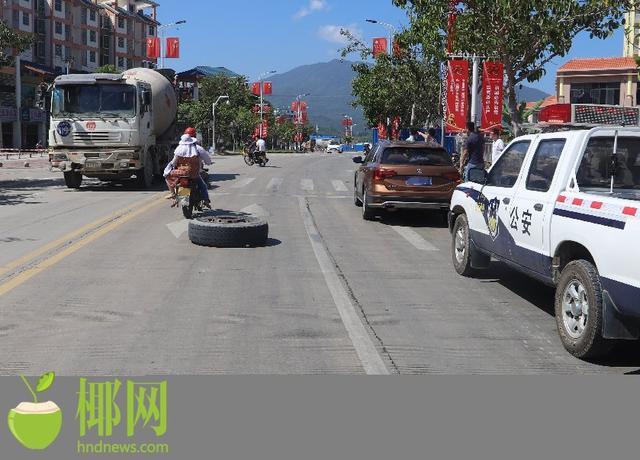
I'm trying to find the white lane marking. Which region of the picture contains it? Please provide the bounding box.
[166,219,189,239]
[390,226,438,252]
[266,177,283,192]
[298,196,389,375]
[232,177,256,189]
[300,179,314,191]
[332,180,348,192]
[240,203,270,217]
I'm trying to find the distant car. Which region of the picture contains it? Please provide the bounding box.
[326,142,343,153]
[353,141,461,220]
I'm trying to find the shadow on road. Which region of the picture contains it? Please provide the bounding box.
[378,209,449,229]
[0,178,63,190]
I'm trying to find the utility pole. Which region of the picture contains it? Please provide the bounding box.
[212,95,229,153]
[158,20,186,69]
[470,55,480,126]
[258,70,276,137]
[14,54,22,149]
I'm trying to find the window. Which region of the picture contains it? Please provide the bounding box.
[577,137,640,191]
[118,17,125,29]
[525,140,565,192]
[570,82,620,106]
[90,30,96,42]
[89,51,96,63]
[117,56,125,68]
[22,12,30,26]
[381,147,452,166]
[486,141,531,188]
[55,21,62,35]
[54,0,62,12]
[55,44,62,57]
[118,37,125,48]
[89,9,96,21]
[149,25,155,36]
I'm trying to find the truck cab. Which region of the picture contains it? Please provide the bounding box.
[449,127,640,359]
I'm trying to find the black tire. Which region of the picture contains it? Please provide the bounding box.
[244,154,255,166]
[554,260,612,359]
[452,214,474,276]
[63,171,82,189]
[181,200,193,219]
[188,215,269,247]
[361,189,376,220]
[353,181,362,207]
[135,154,154,189]
[258,159,266,167]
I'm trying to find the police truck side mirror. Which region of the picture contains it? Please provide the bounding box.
[352,156,363,164]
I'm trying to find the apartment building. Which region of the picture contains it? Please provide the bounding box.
[0,0,160,147]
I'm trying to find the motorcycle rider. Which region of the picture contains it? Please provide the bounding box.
[164,129,212,208]
[256,136,269,163]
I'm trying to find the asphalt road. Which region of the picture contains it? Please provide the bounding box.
[2,152,640,375]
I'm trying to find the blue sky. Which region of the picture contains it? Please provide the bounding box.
[157,0,626,96]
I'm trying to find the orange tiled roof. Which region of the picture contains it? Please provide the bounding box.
[526,95,557,110]
[558,57,637,72]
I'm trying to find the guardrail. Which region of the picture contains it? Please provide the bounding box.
[0,149,49,159]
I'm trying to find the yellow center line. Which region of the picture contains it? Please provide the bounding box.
[0,196,164,299]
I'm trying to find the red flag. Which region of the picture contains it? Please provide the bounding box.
[252,82,261,96]
[481,61,504,132]
[372,37,387,57]
[263,81,273,95]
[146,37,160,59]
[445,59,470,133]
[165,37,180,58]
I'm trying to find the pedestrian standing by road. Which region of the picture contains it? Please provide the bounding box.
[459,122,485,180]
[490,127,505,167]
[417,128,439,146]
[256,137,269,163]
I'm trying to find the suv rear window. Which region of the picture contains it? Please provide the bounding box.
[381,147,452,166]
[577,137,640,190]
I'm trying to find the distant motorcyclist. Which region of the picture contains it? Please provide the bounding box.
[256,136,269,163]
[164,130,212,208]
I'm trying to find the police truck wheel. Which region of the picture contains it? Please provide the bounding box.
[188,215,268,247]
[554,260,612,359]
[63,171,82,189]
[452,214,475,277]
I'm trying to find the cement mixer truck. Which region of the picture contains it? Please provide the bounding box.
[47,68,178,189]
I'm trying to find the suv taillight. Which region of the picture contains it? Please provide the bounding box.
[373,168,397,181]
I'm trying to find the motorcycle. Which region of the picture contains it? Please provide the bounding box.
[243,146,267,167]
[172,165,211,220]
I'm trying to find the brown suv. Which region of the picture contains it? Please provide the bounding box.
[353,141,461,220]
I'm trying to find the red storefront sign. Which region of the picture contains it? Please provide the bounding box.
[146,37,160,59]
[251,82,261,96]
[445,59,469,133]
[263,81,272,95]
[481,61,504,132]
[372,37,387,57]
[165,37,180,58]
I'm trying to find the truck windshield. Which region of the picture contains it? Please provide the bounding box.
[577,137,640,191]
[52,84,136,118]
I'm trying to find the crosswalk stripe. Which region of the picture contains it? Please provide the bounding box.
[332,180,348,192]
[232,177,256,189]
[390,226,439,252]
[300,179,314,191]
[267,177,283,192]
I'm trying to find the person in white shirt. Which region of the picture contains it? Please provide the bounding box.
[164,133,212,205]
[256,137,269,163]
[490,128,505,166]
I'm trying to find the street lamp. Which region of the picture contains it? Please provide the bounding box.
[158,20,186,69]
[212,95,229,154]
[365,18,397,55]
[258,70,276,133]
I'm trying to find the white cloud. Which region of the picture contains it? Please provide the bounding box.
[294,0,329,20]
[318,24,362,44]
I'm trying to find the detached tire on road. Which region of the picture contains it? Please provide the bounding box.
[188,215,268,247]
[554,260,612,359]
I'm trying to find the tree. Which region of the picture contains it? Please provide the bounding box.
[96,64,118,73]
[0,20,33,66]
[394,0,633,135]
[341,28,445,133]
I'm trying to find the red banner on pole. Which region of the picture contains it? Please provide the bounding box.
[165,37,180,58]
[445,59,469,133]
[372,37,388,57]
[377,121,388,140]
[263,81,272,95]
[481,61,504,132]
[291,100,308,112]
[252,82,261,96]
[146,37,160,59]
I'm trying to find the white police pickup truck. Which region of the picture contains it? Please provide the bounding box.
[449,127,640,359]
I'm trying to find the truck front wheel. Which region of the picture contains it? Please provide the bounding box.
[63,171,82,189]
[555,260,612,359]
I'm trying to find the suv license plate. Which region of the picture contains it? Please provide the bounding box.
[406,176,432,186]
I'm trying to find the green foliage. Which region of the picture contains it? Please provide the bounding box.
[393,0,632,136]
[0,20,33,66]
[96,64,118,73]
